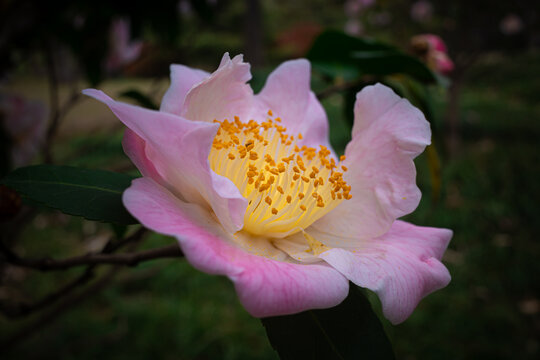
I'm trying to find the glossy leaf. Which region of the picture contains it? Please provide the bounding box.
[307,30,436,84]
[261,286,395,360]
[1,165,137,225]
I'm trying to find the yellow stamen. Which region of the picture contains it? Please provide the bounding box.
[208,112,351,238]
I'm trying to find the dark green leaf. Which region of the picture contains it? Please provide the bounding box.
[261,286,395,360]
[119,90,159,110]
[1,165,138,225]
[307,30,436,84]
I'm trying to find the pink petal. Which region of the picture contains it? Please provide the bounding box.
[256,59,332,149]
[319,220,452,324]
[423,34,448,53]
[160,64,209,116]
[124,177,350,317]
[122,128,162,181]
[181,53,254,123]
[312,84,430,241]
[433,52,455,75]
[82,89,247,233]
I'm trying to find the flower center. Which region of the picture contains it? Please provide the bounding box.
[209,110,351,238]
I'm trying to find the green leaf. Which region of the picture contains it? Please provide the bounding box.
[261,286,395,360]
[1,165,138,225]
[307,30,436,84]
[119,90,159,110]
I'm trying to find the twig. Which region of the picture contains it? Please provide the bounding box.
[1,265,120,350]
[3,243,182,271]
[0,266,96,318]
[0,227,149,318]
[43,39,59,164]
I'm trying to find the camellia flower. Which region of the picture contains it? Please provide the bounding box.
[83,54,451,324]
[411,34,454,75]
[105,18,143,74]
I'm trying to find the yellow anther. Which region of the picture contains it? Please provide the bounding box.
[268,109,273,116]
[210,114,352,238]
[340,155,346,161]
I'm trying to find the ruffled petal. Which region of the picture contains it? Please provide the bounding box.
[312,84,430,241]
[181,53,254,123]
[317,220,451,324]
[82,89,247,233]
[160,64,209,116]
[256,59,332,149]
[124,177,350,317]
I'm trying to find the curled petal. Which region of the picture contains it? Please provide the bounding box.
[160,64,209,116]
[313,84,430,241]
[182,53,254,122]
[318,220,452,324]
[124,177,350,317]
[122,128,162,181]
[82,89,247,233]
[256,59,332,150]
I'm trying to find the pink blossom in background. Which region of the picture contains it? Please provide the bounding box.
[410,1,433,23]
[105,18,143,73]
[344,0,376,16]
[84,54,451,324]
[411,34,454,75]
[344,19,363,36]
[0,94,47,167]
[499,14,524,35]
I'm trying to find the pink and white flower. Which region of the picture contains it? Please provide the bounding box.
[105,18,143,73]
[411,34,454,75]
[83,54,451,324]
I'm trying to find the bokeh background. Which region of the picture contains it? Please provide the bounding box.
[1,0,539,359]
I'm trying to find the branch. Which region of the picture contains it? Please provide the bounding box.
[0,228,148,318]
[2,265,120,350]
[3,244,183,271]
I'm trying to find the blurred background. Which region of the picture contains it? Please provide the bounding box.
[1,0,539,359]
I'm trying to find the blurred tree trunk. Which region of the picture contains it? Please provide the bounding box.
[244,0,263,67]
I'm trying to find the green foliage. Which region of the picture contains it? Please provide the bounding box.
[1,165,137,225]
[262,286,395,360]
[307,30,436,83]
